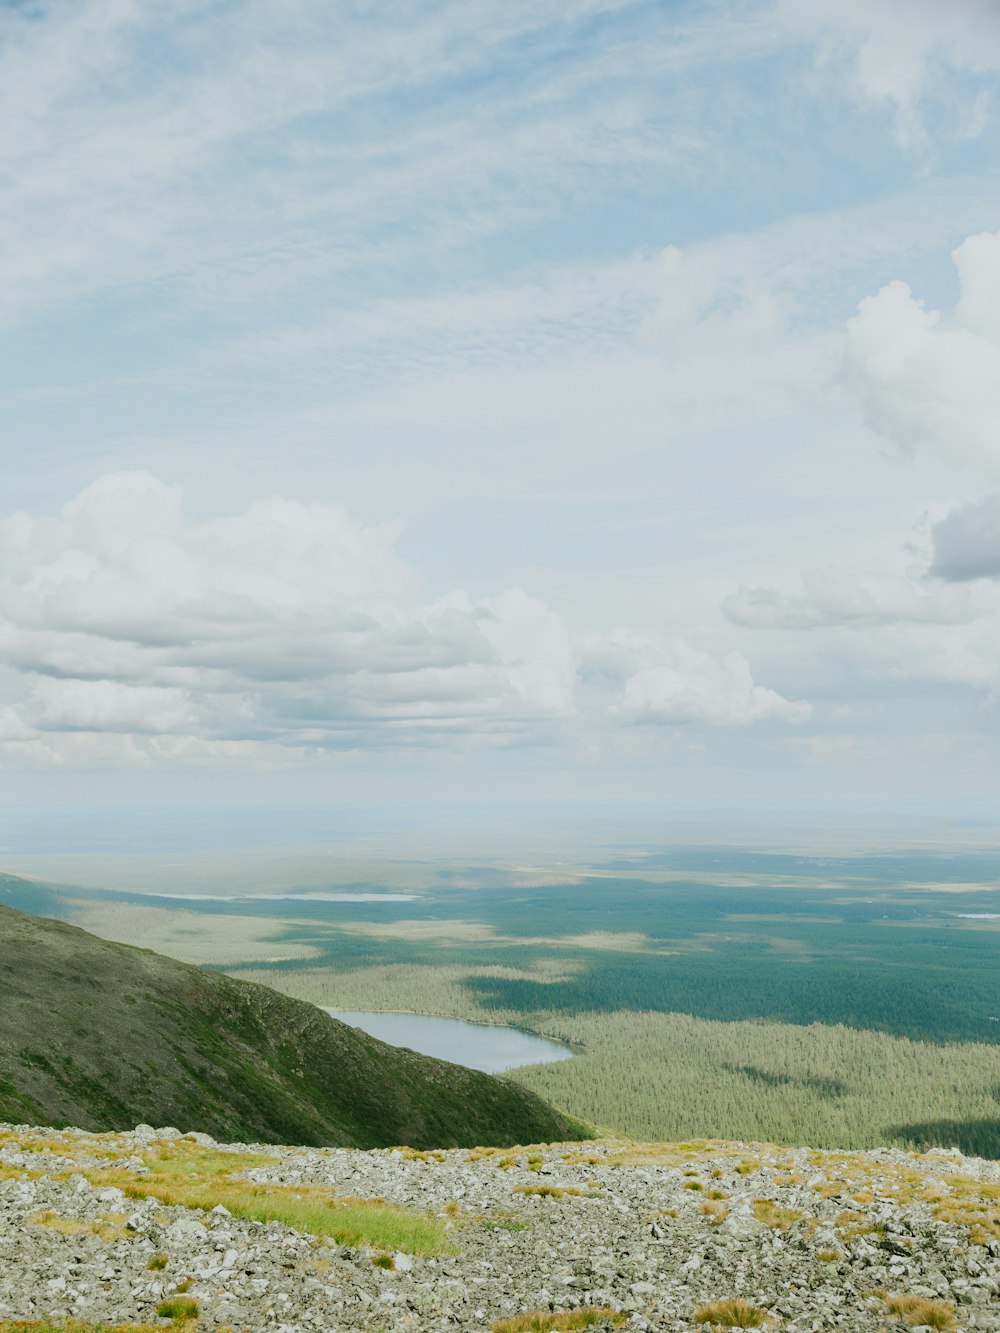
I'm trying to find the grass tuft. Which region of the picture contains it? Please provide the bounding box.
[491,1309,626,1332]
[513,1184,586,1199]
[26,1210,130,1241]
[693,1298,770,1327]
[752,1199,802,1230]
[155,1297,199,1322]
[882,1294,958,1330]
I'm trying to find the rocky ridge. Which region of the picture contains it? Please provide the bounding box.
[1,1122,998,1331]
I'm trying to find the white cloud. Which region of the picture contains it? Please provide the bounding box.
[27,679,198,735]
[0,472,804,768]
[720,504,1000,701]
[0,472,579,765]
[589,630,810,727]
[846,230,1000,477]
[741,229,1000,698]
[477,589,577,715]
[780,0,1000,144]
[0,0,741,329]
[725,566,974,630]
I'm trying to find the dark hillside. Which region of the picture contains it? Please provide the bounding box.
[0,903,587,1148]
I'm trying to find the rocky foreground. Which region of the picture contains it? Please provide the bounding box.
[1,1123,998,1332]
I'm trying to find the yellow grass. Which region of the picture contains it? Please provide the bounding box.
[513,1184,587,1199]
[0,1325,168,1333]
[71,1140,454,1255]
[882,1294,958,1330]
[752,1199,803,1230]
[491,1310,626,1332]
[692,1299,771,1327]
[27,1210,130,1241]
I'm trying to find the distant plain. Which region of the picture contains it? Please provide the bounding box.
[4,843,999,1156]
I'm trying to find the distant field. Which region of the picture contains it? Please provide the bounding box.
[5,845,1000,1154]
[123,847,1000,1046]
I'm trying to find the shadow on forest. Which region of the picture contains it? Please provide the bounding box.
[887,1119,1000,1160]
[723,1064,848,1097]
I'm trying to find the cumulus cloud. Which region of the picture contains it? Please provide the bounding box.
[0,472,804,767]
[930,493,1000,581]
[586,631,810,727]
[0,472,580,766]
[845,231,1000,476]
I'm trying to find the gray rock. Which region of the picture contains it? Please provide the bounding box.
[1,1120,997,1333]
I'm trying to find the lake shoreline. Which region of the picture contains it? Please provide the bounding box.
[325,1007,575,1074]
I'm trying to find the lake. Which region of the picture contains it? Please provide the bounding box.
[326,1009,573,1073]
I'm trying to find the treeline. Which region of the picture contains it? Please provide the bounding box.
[508,1009,1000,1157]
[460,946,1000,1046]
[233,962,1000,1157]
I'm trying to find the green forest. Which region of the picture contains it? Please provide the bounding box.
[10,846,1000,1156]
[235,960,1000,1157]
[220,847,1000,1157]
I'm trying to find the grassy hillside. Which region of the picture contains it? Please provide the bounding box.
[0,903,587,1149]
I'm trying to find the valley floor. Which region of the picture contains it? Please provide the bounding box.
[1,1123,998,1331]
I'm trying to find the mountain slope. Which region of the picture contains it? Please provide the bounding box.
[0,903,587,1148]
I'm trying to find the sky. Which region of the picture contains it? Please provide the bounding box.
[3,0,1000,850]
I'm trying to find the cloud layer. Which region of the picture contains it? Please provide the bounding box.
[0,473,804,767]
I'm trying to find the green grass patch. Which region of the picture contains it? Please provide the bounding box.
[75,1140,454,1256]
[155,1298,198,1321]
[145,1145,278,1178]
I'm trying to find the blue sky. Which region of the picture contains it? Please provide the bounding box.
[3,0,1000,844]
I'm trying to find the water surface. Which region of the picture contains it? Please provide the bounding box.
[326,1009,572,1073]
